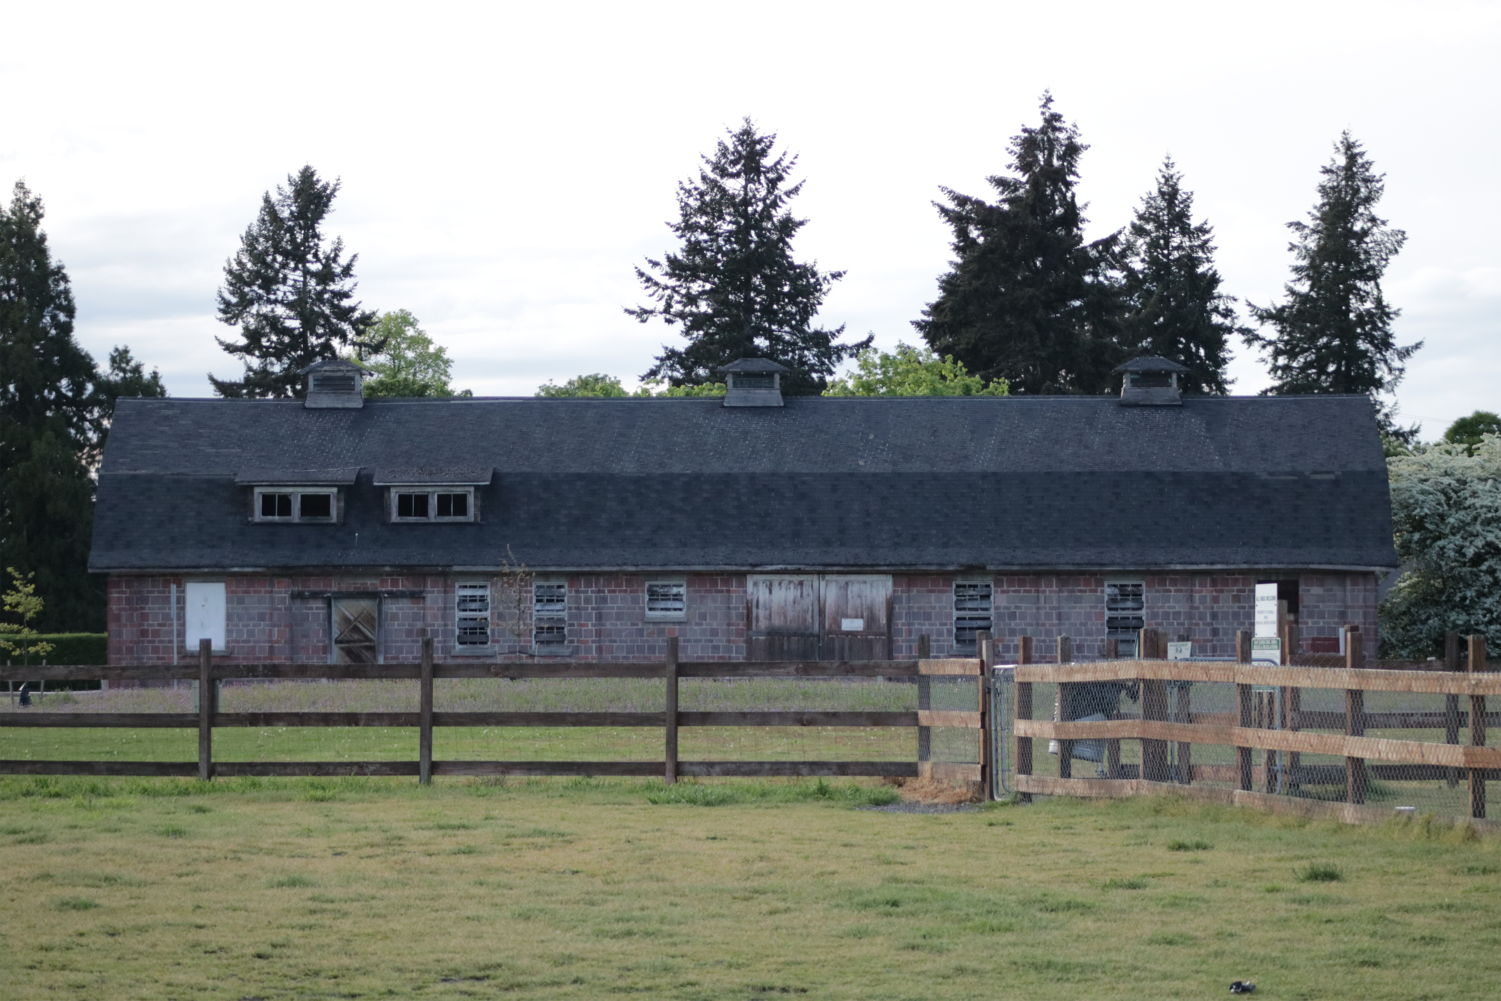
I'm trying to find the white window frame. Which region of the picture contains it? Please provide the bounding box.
[253,487,338,523]
[953,579,993,652]
[388,487,477,523]
[455,580,491,648]
[645,580,687,620]
[533,582,567,650]
[1105,580,1145,657]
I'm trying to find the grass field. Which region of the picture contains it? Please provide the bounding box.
[4,776,1501,1000]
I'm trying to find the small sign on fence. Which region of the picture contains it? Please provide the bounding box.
[1254,582,1279,638]
[1251,635,1281,666]
[1167,641,1192,660]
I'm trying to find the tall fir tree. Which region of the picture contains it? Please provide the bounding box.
[1247,132,1419,432]
[211,166,377,398]
[1119,158,1241,394]
[913,94,1124,395]
[0,181,103,630]
[628,119,868,395]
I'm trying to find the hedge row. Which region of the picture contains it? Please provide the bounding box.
[2,633,107,666]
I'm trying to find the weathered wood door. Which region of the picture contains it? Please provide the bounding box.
[747,576,821,661]
[331,597,379,664]
[820,575,892,662]
[746,575,892,661]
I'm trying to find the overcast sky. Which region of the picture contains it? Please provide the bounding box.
[4,1,1497,438]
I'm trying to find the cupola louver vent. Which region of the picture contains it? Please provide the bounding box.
[301,359,371,409]
[719,358,789,407]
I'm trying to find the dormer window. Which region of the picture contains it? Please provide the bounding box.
[390,488,476,523]
[373,468,494,524]
[253,487,338,523]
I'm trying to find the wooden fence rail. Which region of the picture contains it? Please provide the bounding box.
[1010,628,1494,819]
[1,637,991,790]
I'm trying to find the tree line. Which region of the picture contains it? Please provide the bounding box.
[0,97,1478,646]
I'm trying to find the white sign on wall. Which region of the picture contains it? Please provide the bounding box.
[1254,582,1279,638]
[184,581,226,652]
[1167,641,1192,660]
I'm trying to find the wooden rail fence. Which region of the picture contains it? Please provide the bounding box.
[1012,628,1495,818]
[1,637,990,791]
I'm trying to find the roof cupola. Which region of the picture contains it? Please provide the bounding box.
[719,358,789,408]
[1113,356,1188,407]
[301,358,370,409]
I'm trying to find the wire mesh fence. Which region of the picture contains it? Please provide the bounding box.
[993,628,1496,825]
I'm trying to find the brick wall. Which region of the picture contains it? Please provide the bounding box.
[106,570,1382,666]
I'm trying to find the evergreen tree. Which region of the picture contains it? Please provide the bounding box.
[628,119,868,395]
[211,166,377,398]
[0,181,103,631]
[913,93,1124,395]
[91,345,166,456]
[1119,158,1240,394]
[1247,133,1419,430]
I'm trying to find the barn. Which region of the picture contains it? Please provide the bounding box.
[91,357,1398,670]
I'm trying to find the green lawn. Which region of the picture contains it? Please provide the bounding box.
[3,776,1501,1000]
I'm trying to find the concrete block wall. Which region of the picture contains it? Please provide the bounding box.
[106,570,1382,666]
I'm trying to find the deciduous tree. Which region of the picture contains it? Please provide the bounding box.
[359,310,461,397]
[1381,436,1501,658]
[824,343,1009,396]
[913,94,1124,395]
[629,119,867,395]
[211,166,376,398]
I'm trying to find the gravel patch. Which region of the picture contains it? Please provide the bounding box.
[857,802,981,814]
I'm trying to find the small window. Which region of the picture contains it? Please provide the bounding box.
[390,488,476,523]
[456,581,491,647]
[534,582,567,648]
[1106,581,1145,656]
[254,488,337,523]
[646,581,687,619]
[954,581,993,652]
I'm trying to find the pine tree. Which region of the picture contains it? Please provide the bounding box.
[1247,133,1419,428]
[0,181,104,630]
[1119,158,1241,394]
[211,166,377,398]
[628,119,868,395]
[913,94,1124,395]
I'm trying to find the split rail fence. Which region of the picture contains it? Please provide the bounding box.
[0,637,990,790]
[1007,628,1497,821]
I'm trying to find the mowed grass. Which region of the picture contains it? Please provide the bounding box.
[5,779,1501,1000]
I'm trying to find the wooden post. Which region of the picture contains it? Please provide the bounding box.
[1015,636,1032,801]
[1236,629,1253,792]
[1056,635,1074,779]
[1345,625,1366,805]
[977,630,991,801]
[1446,631,1462,787]
[917,634,931,765]
[665,636,679,785]
[419,637,434,785]
[1471,634,1487,820]
[1139,628,1169,782]
[1105,637,1119,659]
[197,639,213,781]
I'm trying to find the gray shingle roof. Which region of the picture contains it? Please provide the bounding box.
[89,394,1398,573]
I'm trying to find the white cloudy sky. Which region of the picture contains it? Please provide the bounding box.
[4,1,1498,438]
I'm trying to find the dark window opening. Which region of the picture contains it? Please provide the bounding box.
[261,493,293,518]
[397,493,429,519]
[437,493,468,518]
[1258,578,1300,617]
[1106,581,1145,656]
[732,373,776,390]
[299,493,332,519]
[954,581,993,652]
[1132,371,1173,388]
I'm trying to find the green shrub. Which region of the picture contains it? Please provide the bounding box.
[1296,862,1344,882]
[27,633,107,666]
